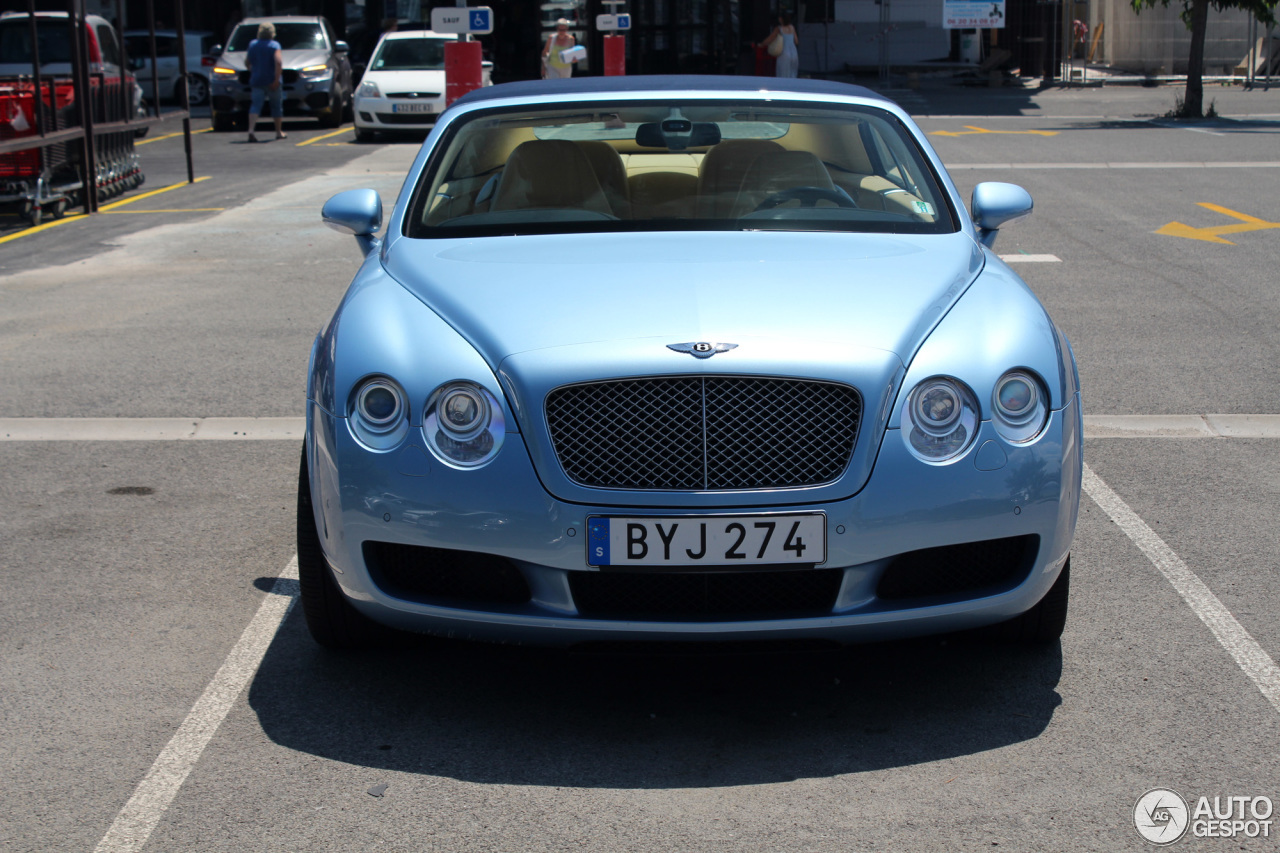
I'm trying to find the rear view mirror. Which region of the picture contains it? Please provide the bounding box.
[322,189,382,257]
[635,121,722,151]
[971,182,1033,248]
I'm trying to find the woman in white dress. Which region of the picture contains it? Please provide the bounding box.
[759,15,799,78]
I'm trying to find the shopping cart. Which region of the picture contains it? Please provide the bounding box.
[0,74,144,226]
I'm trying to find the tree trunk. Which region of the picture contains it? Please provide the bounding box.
[1184,0,1210,116]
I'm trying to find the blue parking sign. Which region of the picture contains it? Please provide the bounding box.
[470,9,490,31]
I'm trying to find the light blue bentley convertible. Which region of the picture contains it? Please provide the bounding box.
[301,76,1082,650]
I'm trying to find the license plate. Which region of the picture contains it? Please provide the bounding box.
[392,102,435,114]
[586,514,825,568]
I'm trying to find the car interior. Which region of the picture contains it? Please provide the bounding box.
[409,103,956,237]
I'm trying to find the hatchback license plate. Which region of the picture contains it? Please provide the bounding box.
[392,102,435,113]
[587,514,825,568]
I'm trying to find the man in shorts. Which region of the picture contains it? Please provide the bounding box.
[247,22,284,142]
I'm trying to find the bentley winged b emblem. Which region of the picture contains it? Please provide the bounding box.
[667,342,738,359]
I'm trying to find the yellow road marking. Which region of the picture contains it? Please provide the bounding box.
[0,214,87,244]
[135,127,212,146]
[0,177,210,244]
[101,208,225,214]
[1156,203,1280,245]
[296,126,353,146]
[930,125,1059,137]
[98,176,210,211]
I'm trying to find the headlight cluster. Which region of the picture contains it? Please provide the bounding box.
[298,64,332,79]
[902,370,1048,463]
[356,80,381,99]
[424,382,505,468]
[349,378,410,449]
[347,376,505,466]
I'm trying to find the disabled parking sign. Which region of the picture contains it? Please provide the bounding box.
[430,6,494,35]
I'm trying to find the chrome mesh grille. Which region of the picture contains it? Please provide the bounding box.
[545,377,862,491]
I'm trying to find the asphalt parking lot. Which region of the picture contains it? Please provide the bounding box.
[2,81,1279,852]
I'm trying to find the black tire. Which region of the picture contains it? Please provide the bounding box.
[297,447,389,649]
[317,91,343,128]
[987,558,1070,643]
[212,111,235,132]
[182,73,210,107]
[354,126,375,143]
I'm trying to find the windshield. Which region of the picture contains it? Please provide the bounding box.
[0,20,74,64]
[227,23,324,51]
[370,36,447,71]
[406,99,956,239]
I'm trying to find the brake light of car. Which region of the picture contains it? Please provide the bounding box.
[202,56,215,67]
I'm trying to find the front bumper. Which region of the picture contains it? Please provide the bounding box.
[353,94,445,131]
[211,75,336,116]
[306,393,1082,646]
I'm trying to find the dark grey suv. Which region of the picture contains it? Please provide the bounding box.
[210,16,352,130]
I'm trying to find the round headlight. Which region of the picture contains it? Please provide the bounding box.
[992,370,1048,443]
[903,376,978,463]
[912,380,963,436]
[348,376,409,450]
[357,381,402,428]
[438,384,489,440]
[424,381,505,468]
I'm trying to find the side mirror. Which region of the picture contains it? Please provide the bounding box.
[334,40,350,53]
[209,44,223,57]
[971,182,1032,248]
[322,188,382,257]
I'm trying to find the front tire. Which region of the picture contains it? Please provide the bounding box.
[354,125,374,143]
[317,91,343,128]
[212,110,234,132]
[182,73,210,107]
[988,558,1070,643]
[297,447,389,649]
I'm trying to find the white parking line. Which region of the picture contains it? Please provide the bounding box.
[998,254,1061,263]
[93,557,300,853]
[1082,464,1280,716]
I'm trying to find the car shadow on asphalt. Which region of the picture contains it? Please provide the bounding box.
[247,596,1063,788]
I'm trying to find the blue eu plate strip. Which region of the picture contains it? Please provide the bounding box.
[587,518,610,566]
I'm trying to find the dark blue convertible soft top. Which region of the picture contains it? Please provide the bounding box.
[451,74,890,109]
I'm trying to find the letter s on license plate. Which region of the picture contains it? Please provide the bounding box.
[586,514,826,568]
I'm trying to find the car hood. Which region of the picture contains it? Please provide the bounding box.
[363,68,445,92]
[217,48,330,71]
[382,229,983,506]
[382,229,983,366]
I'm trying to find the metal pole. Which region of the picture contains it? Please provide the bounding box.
[173,0,193,184]
[147,0,161,118]
[115,0,129,133]
[67,0,96,213]
[26,0,46,138]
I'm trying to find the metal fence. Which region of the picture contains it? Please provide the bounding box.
[0,0,195,225]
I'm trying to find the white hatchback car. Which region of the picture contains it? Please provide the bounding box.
[352,29,490,141]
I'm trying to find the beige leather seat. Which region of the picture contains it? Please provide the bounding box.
[491,140,615,217]
[696,139,785,218]
[729,150,837,218]
[575,141,630,218]
[629,172,698,220]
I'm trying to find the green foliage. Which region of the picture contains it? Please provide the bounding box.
[1131,0,1276,27]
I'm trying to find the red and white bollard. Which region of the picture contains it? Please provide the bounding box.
[444,40,483,106]
[603,34,626,76]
